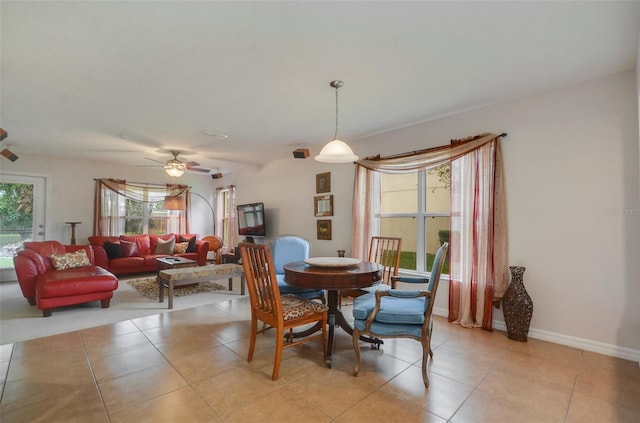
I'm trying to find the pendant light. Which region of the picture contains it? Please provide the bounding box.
[314,80,358,163]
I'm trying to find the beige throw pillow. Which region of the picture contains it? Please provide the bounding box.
[155,237,175,255]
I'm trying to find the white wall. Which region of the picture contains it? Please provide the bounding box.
[233,71,640,359]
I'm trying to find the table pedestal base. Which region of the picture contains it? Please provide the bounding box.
[288,290,382,367]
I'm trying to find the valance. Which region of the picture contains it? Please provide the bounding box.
[356,133,505,173]
[96,179,188,203]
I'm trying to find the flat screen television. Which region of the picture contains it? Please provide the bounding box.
[237,202,266,237]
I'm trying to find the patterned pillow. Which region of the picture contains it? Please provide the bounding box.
[173,242,189,254]
[154,237,175,255]
[50,249,91,270]
[179,235,197,253]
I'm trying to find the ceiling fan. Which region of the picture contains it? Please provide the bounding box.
[0,128,19,162]
[140,150,211,177]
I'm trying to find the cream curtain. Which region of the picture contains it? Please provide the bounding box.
[351,165,380,259]
[216,185,237,253]
[93,179,189,236]
[352,133,508,330]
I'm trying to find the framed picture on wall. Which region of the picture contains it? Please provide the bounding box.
[314,195,333,217]
[317,220,332,240]
[316,172,331,193]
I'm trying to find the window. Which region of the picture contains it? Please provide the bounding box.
[379,164,450,274]
[123,198,171,235]
[219,188,231,242]
[95,179,187,236]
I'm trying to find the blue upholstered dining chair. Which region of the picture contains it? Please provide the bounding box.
[351,242,449,388]
[269,235,326,302]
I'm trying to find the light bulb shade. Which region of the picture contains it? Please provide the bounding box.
[314,139,359,163]
[164,163,185,177]
[164,195,186,210]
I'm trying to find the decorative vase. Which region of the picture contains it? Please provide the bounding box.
[502,266,533,342]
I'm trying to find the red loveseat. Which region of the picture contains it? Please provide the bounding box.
[88,233,209,275]
[13,241,119,317]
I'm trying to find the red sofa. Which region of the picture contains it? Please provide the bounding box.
[88,233,209,275]
[13,241,119,317]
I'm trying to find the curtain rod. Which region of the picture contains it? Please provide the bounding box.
[94,178,189,188]
[375,132,507,161]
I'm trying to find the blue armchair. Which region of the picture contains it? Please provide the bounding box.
[269,235,326,302]
[352,242,448,388]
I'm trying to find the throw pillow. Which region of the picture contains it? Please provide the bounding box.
[179,235,197,253]
[173,242,189,254]
[104,241,123,259]
[154,237,175,255]
[50,249,91,270]
[120,240,139,257]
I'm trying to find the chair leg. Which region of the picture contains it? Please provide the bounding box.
[247,317,258,363]
[321,316,327,361]
[42,309,52,317]
[352,328,361,377]
[272,327,284,381]
[100,298,111,308]
[421,338,430,388]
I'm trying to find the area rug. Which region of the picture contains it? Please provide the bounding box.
[127,277,226,299]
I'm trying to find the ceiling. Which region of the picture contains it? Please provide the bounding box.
[1,1,639,176]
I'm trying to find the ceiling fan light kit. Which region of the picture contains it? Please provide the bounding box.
[314,80,358,163]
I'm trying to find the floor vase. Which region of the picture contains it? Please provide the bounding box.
[502,266,533,342]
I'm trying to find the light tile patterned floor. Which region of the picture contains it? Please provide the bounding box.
[1,297,638,422]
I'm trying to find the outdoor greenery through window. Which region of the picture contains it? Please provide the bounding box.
[0,182,33,268]
[379,164,450,274]
[124,198,170,235]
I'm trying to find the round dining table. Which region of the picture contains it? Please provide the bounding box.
[283,259,383,366]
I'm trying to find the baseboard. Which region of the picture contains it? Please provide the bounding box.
[433,307,640,363]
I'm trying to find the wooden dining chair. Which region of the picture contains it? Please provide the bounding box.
[341,236,402,304]
[238,242,328,380]
[352,242,448,388]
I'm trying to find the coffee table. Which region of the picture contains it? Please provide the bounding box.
[156,257,199,308]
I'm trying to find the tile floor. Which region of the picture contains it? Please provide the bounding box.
[1,296,638,422]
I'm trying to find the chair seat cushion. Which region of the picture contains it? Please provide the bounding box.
[281,294,328,321]
[352,292,427,324]
[277,275,325,300]
[360,284,391,294]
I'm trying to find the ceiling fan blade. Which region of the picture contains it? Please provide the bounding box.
[137,165,163,168]
[144,157,167,165]
[1,148,18,162]
[184,161,200,167]
[187,167,210,173]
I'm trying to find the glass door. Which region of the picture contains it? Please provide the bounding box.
[0,174,46,282]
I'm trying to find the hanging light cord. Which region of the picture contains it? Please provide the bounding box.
[334,83,340,140]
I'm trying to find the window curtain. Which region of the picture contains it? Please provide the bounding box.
[353,132,508,331]
[351,166,380,259]
[216,185,237,252]
[93,179,189,236]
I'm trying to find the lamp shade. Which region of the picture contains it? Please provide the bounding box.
[314,139,359,163]
[164,195,186,210]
